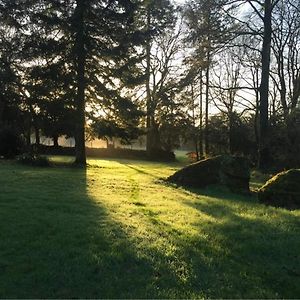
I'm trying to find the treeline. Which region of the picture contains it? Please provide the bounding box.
[0,0,299,169]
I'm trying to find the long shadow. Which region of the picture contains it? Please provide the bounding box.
[110,157,180,172]
[0,163,184,298]
[123,164,164,180]
[166,184,300,298]
[112,162,300,298]
[1,161,299,298]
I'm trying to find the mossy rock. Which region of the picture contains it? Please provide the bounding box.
[167,155,250,193]
[258,169,300,209]
[220,155,250,192]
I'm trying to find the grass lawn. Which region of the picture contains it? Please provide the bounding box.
[0,157,299,298]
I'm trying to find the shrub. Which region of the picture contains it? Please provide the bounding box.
[17,153,50,167]
[0,126,24,159]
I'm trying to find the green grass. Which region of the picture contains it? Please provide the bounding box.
[0,157,299,298]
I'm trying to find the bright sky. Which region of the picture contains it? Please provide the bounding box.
[174,0,186,4]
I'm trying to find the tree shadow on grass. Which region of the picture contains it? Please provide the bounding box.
[1,162,299,298]
[106,167,300,299]
[122,163,169,181]
[170,185,300,298]
[0,165,186,298]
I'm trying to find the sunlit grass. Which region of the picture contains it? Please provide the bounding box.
[0,157,299,298]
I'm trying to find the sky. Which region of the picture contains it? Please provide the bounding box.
[174,0,186,4]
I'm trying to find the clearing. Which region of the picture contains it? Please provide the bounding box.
[0,157,299,298]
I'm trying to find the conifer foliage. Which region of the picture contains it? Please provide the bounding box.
[0,0,146,164]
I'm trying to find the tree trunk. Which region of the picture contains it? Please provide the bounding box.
[204,52,210,156]
[0,100,4,125]
[258,0,272,170]
[228,112,234,154]
[291,76,300,111]
[74,0,86,165]
[145,7,152,154]
[24,115,31,151]
[254,69,260,162]
[26,129,31,148]
[278,57,288,118]
[151,118,161,149]
[53,135,59,148]
[35,126,40,145]
[199,70,204,158]
[191,84,199,160]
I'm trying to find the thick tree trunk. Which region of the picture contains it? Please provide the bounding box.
[258,0,272,170]
[74,0,86,165]
[150,118,161,149]
[291,76,300,111]
[26,130,31,148]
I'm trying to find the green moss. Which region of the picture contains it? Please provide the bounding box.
[258,169,300,209]
[168,155,250,193]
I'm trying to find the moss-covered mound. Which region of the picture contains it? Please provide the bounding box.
[258,169,300,209]
[167,155,250,193]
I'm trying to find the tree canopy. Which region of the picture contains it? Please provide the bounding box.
[0,0,300,169]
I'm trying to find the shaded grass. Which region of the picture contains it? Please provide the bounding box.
[0,157,299,298]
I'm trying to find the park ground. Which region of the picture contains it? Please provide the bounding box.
[0,155,299,298]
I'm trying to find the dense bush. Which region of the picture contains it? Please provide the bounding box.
[0,126,24,158]
[258,169,300,209]
[17,153,50,167]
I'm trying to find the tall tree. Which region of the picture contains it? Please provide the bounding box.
[73,0,86,164]
[184,0,231,156]
[257,0,275,169]
[70,0,146,164]
[226,0,281,168]
[16,0,146,165]
[142,0,174,155]
[0,1,28,128]
[271,0,300,117]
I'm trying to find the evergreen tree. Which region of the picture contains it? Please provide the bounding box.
[13,0,146,164]
[0,0,27,127]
